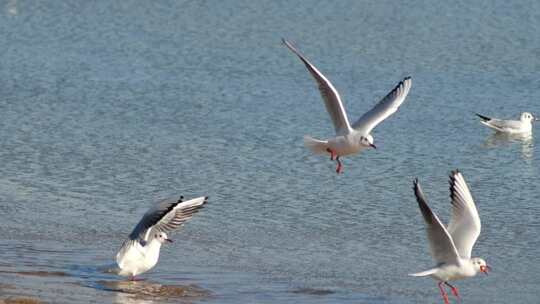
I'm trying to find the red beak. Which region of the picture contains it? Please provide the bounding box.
[480,265,491,275]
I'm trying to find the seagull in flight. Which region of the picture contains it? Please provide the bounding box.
[410,170,490,304]
[116,195,208,280]
[282,38,412,174]
[476,112,537,134]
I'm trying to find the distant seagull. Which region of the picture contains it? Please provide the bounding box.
[476,112,537,134]
[116,196,208,280]
[282,38,412,174]
[410,170,490,304]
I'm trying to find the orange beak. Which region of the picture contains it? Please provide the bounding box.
[480,265,491,275]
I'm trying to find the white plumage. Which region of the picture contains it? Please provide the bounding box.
[410,170,490,304]
[476,112,536,134]
[283,38,412,174]
[116,196,208,279]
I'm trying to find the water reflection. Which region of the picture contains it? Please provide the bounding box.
[114,292,156,304]
[6,0,17,15]
[483,132,534,160]
[93,280,210,304]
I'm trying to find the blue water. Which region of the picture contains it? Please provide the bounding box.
[1,1,540,303]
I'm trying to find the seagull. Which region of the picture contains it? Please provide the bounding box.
[410,170,490,304]
[116,195,208,280]
[282,38,412,174]
[476,112,537,134]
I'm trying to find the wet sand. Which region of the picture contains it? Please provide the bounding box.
[0,269,211,304]
[0,297,44,304]
[95,280,209,296]
[1,283,42,304]
[0,271,68,278]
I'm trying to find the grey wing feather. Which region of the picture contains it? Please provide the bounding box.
[128,196,183,242]
[481,118,523,132]
[446,170,481,259]
[413,179,460,265]
[352,77,412,134]
[128,196,208,243]
[476,113,526,132]
[283,39,352,135]
[151,196,207,235]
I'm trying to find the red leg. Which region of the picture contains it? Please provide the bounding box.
[335,157,343,174]
[326,148,336,161]
[438,282,450,304]
[445,282,461,302]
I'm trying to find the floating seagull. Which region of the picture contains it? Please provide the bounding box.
[282,39,412,174]
[410,170,490,304]
[116,196,208,280]
[476,112,537,134]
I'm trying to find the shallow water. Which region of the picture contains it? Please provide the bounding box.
[1,1,540,303]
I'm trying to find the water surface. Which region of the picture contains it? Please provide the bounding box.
[1,1,540,303]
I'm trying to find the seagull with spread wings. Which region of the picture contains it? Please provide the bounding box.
[411,170,490,304]
[116,195,208,280]
[282,39,412,173]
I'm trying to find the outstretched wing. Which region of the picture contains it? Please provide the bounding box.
[413,179,460,265]
[352,77,412,134]
[128,196,208,244]
[283,38,353,135]
[446,170,481,259]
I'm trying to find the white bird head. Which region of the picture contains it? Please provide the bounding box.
[153,232,173,244]
[471,257,491,275]
[520,112,536,122]
[360,134,376,149]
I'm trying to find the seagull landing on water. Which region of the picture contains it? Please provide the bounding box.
[476,112,537,134]
[282,39,412,174]
[116,196,208,280]
[411,170,490,304]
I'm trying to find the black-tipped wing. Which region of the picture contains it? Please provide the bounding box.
[283,38,353,135]
[413,179,460,265]
[478,116,524,132]
[447,170,481,259]
[352,77,412,134]
[476,113,491,122]
[128,196,208,244]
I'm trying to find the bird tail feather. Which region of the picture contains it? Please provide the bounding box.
[480,120,505,132]
[303,136,328,154]
[409,268,438,277]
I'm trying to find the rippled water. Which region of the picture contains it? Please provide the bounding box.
[1,1,540,303]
